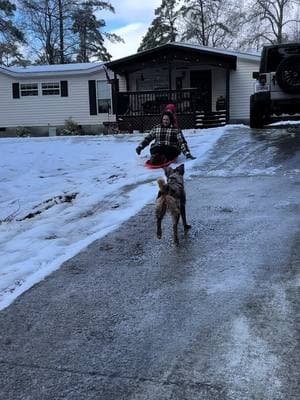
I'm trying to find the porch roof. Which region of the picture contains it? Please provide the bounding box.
[107,42,238,74]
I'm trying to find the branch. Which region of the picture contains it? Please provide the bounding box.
[0,200,20,224]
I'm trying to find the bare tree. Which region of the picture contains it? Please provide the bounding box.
[180,0,245,48]
[20,0,123,63]
[241,0,300,47]
[19,0,60,64]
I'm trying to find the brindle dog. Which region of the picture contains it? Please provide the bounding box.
[156,164,191,245]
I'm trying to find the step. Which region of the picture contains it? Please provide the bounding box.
[199,124,226,129]
[196,122,226,128]
[200,119,226,124]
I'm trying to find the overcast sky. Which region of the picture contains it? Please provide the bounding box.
[102,0,162,60]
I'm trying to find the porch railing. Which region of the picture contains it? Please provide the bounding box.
[116,89,199,117]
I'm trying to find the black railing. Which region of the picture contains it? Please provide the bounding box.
[116,89,199,117]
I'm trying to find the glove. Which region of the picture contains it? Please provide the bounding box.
[186,153,196,160]
[136,146,142,155]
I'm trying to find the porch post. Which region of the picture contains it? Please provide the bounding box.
[226,69,230,123]
[112,72,119,116]
[125,73,130,92]
[168,62,172,90]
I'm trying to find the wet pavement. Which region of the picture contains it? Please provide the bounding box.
[0,126,299,399]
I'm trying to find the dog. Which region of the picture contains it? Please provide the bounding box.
[156,164,191,245]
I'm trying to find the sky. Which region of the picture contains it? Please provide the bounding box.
[0,126,233,311]
[102,0,162,59]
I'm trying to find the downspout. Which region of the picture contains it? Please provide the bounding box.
[226,69,230,123]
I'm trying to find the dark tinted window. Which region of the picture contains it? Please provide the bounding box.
[260,44,300,72]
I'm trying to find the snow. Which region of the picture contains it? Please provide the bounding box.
[1,62,104,75]
[0,126,231,310]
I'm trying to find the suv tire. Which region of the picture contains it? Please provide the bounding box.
[250,94,270,128]
[276,55,300,94]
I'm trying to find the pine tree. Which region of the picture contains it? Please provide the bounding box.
[0,43,30,66]
[138,0,180,52]
[0,0,25,65]
[72,1,123,62]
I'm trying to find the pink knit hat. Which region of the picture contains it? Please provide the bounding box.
[164,103,178,128]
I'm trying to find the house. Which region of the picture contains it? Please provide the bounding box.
[0,42,260,136]
[107,42,261,131]
[0,62,115,136]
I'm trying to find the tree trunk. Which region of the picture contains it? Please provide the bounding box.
[58,0,64,64]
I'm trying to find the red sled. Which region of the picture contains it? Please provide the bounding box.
[145,158,177,169]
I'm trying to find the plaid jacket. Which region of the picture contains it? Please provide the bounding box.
[137,126,191,156]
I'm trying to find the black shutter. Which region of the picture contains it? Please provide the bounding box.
[111,79,119,115]
[88,80,97,115]
[60,81,68,97]
[12,83,20,99]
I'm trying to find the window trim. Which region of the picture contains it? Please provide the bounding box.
[20,83,39,97]
[42,81,60,96]
[96,79,112,114]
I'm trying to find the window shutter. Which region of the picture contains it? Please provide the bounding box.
[88,80,97,115]
[60,81,68,97]
[111,79,119,114]
[12,83,20,99]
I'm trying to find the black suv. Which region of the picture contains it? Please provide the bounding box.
[250,43,300,128]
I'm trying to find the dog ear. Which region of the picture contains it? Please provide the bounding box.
[164,167,173,177]
[176,164,185,175]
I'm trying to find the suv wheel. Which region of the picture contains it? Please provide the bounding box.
[276,55,300,94]
[250,95,267,128]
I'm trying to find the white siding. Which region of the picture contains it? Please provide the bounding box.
[229,58,259,120]
[0,70,116,128]
[118,74,127,92]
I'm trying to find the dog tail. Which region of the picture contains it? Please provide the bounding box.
[157,178,168,194]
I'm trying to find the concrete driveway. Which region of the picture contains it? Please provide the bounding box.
[0,126,299,399]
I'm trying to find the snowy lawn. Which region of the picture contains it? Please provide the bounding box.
[0,126,234,310]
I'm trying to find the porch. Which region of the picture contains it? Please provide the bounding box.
[115,88,227,132]
[107,43,236,132]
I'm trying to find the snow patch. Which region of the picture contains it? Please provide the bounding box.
[0,127,227,310]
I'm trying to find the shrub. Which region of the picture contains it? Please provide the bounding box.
[59,117,82,135]
[16,127,31,137]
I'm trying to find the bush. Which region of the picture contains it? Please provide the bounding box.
[59,117,82,135]
[16,127,31,137]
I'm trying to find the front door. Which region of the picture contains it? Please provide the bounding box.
[190,70,212,112]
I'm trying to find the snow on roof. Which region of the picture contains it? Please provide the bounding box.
[0,62,105,77]
[173,42,261,62]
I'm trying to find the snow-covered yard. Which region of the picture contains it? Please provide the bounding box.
[0,126,233,310]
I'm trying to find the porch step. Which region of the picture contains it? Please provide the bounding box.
[195,111,227,129]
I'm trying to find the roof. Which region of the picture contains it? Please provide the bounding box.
[0,62,105,78]
[107,42,260,73]
[173,42,261,62]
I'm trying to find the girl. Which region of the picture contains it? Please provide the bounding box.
[136,111,195,164]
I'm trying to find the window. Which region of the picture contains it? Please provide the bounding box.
[20,83,38,97]
[42,82,60,95]
[97,80,112,113]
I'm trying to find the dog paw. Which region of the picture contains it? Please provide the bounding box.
[157,233,162,239]
[184,224,191,231]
